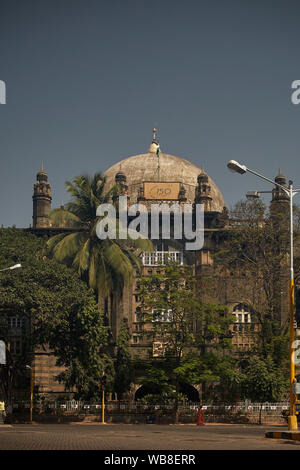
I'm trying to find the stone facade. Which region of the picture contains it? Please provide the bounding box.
[27,133,291,399]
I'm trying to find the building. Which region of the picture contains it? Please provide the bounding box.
[28,130,290,399]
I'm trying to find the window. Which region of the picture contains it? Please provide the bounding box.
[133,335,140,344]
[10,339,21,355]
[153,341,166,357]
[152,309,173,323]
[231,304,257,350]
[134,323,143,332]
[142,243,183,266]
[9,317,23,328]
[232,304,251,325]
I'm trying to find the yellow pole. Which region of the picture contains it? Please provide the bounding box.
[289,278,298,430]
[288,183,298,431]
[30,367,33,424]
[101,371,105,424]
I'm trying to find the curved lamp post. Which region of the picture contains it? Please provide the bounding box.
[227,160,300,431]
[0,264,22,272]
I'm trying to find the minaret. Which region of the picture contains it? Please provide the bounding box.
[270,168,289,220]
[195,169,212,211]
[32,163,52,228]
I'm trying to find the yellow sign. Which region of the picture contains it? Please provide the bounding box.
[144,182,180,200]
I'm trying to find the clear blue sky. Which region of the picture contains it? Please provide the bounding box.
[0,0,299,227]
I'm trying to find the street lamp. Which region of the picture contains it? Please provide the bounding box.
[246,190,273,200]
[0,264,22,272]
[227,160,300,431]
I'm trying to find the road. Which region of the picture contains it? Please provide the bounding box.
[0,423,299,452]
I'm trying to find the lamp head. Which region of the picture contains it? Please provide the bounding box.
[246,191,260,200]
[227,160,247,175]
[10,264,21,270]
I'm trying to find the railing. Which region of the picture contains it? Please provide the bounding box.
[9,400,289,414]
[5,401,290,424]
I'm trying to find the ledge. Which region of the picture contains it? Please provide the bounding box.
[265,431,300,440]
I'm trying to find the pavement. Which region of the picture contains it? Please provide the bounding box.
[0,423,300,452]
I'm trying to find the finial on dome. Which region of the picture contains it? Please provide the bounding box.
[152,128,157,142]
[149,127,162,153]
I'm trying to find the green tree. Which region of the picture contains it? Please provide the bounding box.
[113,318,134,400]
[137,263,237,419]
[241,356,287,424]
[47,173,152,308]
[214,199,290,368]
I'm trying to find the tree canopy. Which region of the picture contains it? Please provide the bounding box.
[47,173,152,303]
[0,228,109,402]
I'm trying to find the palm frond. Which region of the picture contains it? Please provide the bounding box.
[50,232,88,266]
[72,238,91,274]
[50,208,82,228]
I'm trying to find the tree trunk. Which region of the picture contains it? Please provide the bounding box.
[258,405,262,425]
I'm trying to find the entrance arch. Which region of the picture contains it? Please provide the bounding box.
[134,383,200,402]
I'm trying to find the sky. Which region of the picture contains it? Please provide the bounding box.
[0,0,300,228]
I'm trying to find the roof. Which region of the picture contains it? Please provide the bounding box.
[103,151,226,212]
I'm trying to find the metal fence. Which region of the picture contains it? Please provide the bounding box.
[9,400,289,414]
[5,400,290,424]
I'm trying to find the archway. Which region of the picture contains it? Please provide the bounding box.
[134,383,200,402]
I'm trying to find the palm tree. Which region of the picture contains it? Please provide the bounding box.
[47,173,152,306]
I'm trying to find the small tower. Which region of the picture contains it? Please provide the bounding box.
[114,169,129,197]
[32,163,52,228]
[195,169,212,211]
[270,169,289,220]
[178,184,187,203]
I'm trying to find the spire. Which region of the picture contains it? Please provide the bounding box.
[148,127,162,154]
[36,162,48,182]
[38,161,46,175]
[152,128,157,143]
[275,168,286,186]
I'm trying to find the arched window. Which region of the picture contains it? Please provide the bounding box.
[231,304,251,332]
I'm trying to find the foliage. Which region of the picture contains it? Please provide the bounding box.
[240,355,288,423]
[214,199,290,368]
[240,356,287,403]
[137,392,188,405]
[47,173,152,302]
[113,318,134,399]
[0,228,110,402]
[137,263,238,406]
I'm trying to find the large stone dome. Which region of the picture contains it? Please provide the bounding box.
[103,144,226,212]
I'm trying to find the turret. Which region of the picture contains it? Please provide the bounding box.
[195,169,212,211]
[270,169,289,222]
[32,164,52,228]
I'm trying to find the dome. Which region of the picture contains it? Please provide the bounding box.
[103,151,226,212]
